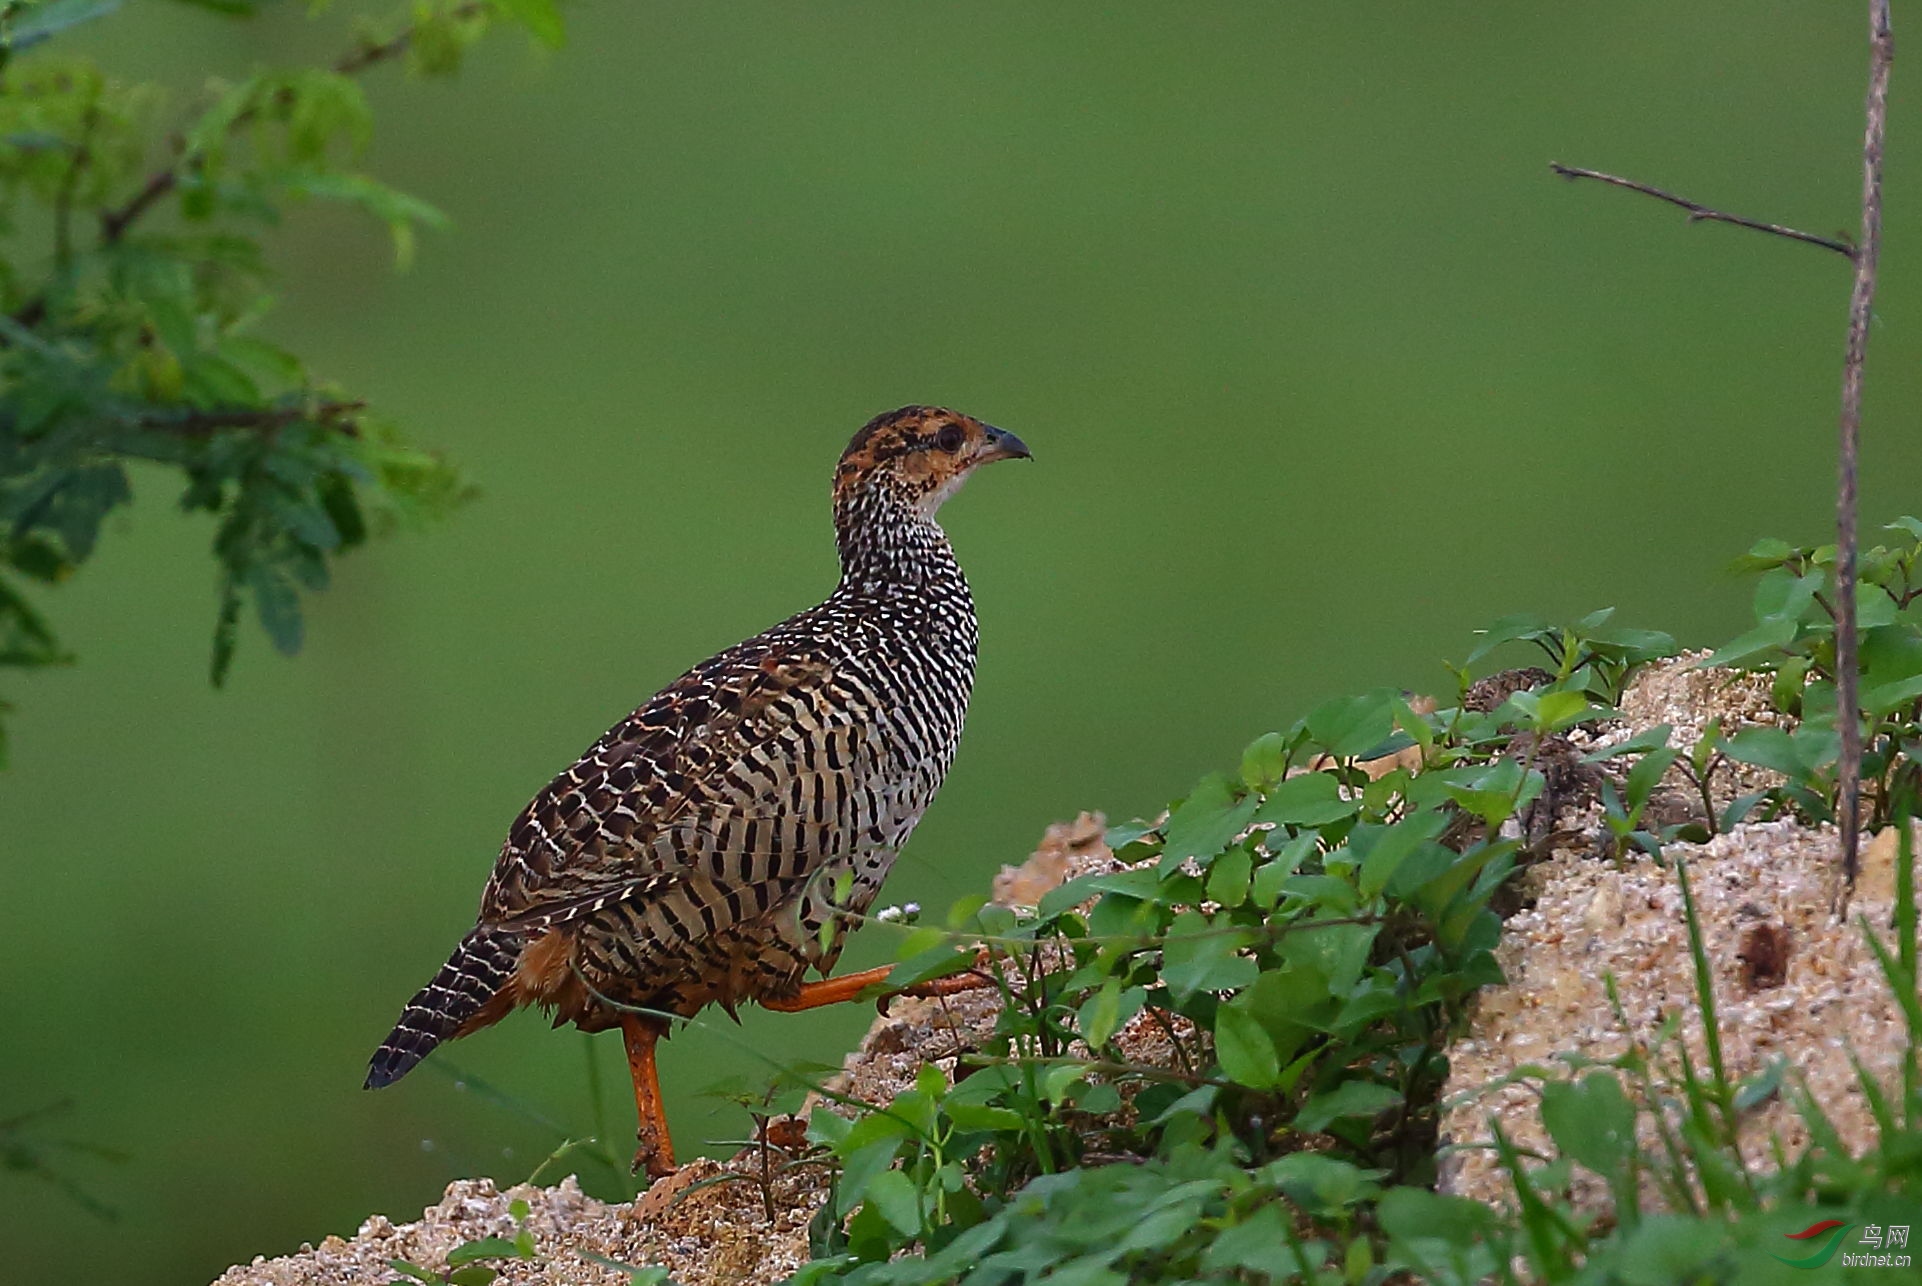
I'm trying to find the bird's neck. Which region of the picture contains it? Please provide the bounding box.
[833,486,961,595]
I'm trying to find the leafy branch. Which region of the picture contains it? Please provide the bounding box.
[80,0,495,265]
[0,0,567,765]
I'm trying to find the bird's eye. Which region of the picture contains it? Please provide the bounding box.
[934,424,965,453]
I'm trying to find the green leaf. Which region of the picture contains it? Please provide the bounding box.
[278,169,450,268]
[1252,833,1314,910]
[1886,516,1922,543]
[446,1237,520,1268]
[1281,920,1378,996]
[1295,1080,1401,1133]
[1239,730,1291,790]
[1103,818,1158,849]
[1752,565,1822,623]
[1159,773,1257,869]
[1199,1204,1293,1275]
[318,473,369,550]
[1385,839,1464,899]
[1731,536,1795,572]
[1719,791,1768,831]
[1857,581,1901,629]
[1588,624,1677,663]
[494,0,567,46]
[1466,613,1551,666]
[1354,811,1447,898]
[1540,1073,1635,1175]
[1379,1187,1499,1267]
[1394,695,1435,755]
[1213,1000,1282,1088]
[266,489,341,552]
[1584,723,1672,762]
[17,462,133,563]
[1253,770,1358,827]
[1733,1058,1788,1112]
[0,575,71,669]
[1862,672,1922,716]
[1205,842,1253,906]
[1724,727,1815,781]
[1622,746,1680,812]
[1259,1152,1383,1217]
[942,1102,1026,1132]
[446,1268,499,1286]
[579,1254,671,1286]
[1442,780,1517,829]
[210,579,242,687]
[860,1168,922,1238]
[1160,910,1256,1002]
[1305,690,1396,758]
[1533,690,1595,731]
[247,565,303,656]
[1699,615,1797,670]
[1089,874,1165,911]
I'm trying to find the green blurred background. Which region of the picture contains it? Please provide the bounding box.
[6,0,1922,1279]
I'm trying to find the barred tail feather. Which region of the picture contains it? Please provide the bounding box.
[364,927,524,1089]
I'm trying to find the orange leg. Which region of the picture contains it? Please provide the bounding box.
[621,1015,677,1179]
[761,959,998,1013]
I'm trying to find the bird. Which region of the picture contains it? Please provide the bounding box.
[364,406,1030,1177]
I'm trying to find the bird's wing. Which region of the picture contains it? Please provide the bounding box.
[477,634,891,932]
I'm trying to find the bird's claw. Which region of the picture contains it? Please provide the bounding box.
[631,1127,677,1179]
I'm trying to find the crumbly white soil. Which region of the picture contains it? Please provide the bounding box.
[1440,654,1917,1211]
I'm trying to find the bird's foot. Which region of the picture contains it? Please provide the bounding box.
[763,951,1002,1015]
[622,1014,678,1179]
[629,1128,678,1180]
[883,957,1000,1011]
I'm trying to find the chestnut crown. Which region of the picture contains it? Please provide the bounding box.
[832,405,1029,517]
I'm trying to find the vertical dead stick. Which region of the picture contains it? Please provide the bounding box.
[1552,5,1892,904]
[1836,0,1894,902]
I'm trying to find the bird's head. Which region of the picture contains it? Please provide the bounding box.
[833,405,1030,521]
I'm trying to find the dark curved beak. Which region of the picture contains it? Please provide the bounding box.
[977,425,1032,464]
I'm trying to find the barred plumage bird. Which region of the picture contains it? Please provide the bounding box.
[365,406,1029,1176]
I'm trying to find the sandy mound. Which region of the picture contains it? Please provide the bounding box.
[217,661,1918,1281]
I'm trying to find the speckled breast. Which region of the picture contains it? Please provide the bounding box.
[570,581,979,1020]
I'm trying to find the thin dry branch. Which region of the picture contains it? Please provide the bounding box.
[138,399,365,438]
[1836,0,1894,898]
[1550,4,1893,902]
[1547,164,1856,258]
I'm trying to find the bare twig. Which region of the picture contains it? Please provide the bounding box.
[1548,164,1856,258]
[1837,0,1894,904]
[1551,6,1894,904]
[95,164,182,248]
[137,399,366,438]
[52,100,99,269]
